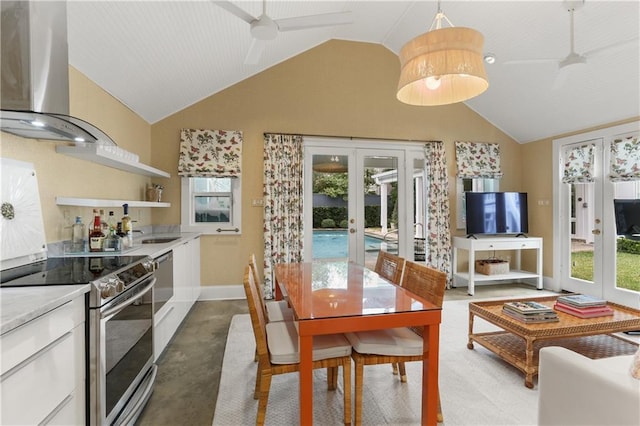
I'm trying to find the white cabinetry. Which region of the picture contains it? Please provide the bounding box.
[1,296,85,425]
[154,237,201,360]
[452,236,543,296]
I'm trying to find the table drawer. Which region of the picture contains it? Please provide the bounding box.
[474,240,539,251]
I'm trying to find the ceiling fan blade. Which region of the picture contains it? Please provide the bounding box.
[583,36,640,59]
[503,58,559,66]
[552,66,571,90]
[211,0,256,24]
[275,11,352,32]
[244,38,267,64]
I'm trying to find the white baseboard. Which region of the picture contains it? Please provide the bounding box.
[199,284,245,301]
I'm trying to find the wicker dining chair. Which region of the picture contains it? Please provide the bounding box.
[242,266,353,425]
[374,250,405,285]
[346,261,447,425]
[249,254,294,322]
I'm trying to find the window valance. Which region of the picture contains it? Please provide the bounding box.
[562,143,595,184]
[609,134,639,182]
[178,129,242,177]
[455,141,503,179]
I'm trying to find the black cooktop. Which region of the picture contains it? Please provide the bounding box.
[0,256,148,287]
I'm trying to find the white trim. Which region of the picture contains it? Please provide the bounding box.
[198,285,245,301]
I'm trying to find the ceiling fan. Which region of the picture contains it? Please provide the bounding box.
[212,0,352,64]
[504,0,639,89]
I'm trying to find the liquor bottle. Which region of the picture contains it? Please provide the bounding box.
[71,216,85,252]
[121,203,133,248]
[89,209,105,252]
[103,228,122,252]
[107,211,117,231]
[100,209,109,235]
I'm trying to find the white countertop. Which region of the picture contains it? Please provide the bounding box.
[1,284,91,335]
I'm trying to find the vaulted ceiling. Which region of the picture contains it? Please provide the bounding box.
[67,1,639,143]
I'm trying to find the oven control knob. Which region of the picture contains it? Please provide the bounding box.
[114,278,125,293]
[142,259,155,273]
[100,283,116,298]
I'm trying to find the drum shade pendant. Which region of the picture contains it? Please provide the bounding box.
[397,3,488,106]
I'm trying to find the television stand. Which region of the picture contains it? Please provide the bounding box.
[452,236,543,296]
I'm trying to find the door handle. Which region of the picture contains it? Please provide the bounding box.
[591,229,601,235]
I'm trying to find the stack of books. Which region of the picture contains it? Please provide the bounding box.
[554,294,613,318]
[502,301,559,323]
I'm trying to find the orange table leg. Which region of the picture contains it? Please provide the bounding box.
[422,324,440,425]
[299,333,314,425]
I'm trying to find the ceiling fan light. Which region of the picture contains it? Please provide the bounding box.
[397,27,489,106]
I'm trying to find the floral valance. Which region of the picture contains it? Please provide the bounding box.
[178,129,242,177]
[609,134,639,182]
[562,143,595,184]
[455,141,503,179]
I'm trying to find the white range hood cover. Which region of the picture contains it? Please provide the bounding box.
[1,158,47,270]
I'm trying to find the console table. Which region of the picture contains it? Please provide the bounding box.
[452,236,543,295]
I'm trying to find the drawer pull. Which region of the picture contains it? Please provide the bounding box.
[0,331,72,381]
[39,394,74,425]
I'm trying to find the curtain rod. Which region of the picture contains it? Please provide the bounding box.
[263,132,439,144]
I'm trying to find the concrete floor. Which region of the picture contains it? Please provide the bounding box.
[135,283,548,425]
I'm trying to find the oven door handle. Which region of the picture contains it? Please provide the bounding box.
[101,277,156,319]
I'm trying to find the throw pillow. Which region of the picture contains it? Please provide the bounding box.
[630,346,640,380]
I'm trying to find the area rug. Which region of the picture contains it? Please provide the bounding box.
[212,299,542,425]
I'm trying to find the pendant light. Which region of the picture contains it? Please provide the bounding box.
[397,2,489,106]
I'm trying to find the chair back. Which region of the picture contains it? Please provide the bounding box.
[242,265,270,361]
[374,251,405,284]
[249,254,269,319]
[400,261,447,308]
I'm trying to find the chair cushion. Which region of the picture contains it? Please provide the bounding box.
[266,300,294,322]
[266,321,351,364]
[345,327,423,356]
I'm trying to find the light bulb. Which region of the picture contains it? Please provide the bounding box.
[425,76,441,90]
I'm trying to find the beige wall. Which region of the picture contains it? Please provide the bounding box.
[1,67,154,243]
[150,40,523,287]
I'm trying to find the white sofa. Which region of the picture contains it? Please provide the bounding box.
[538,346,640,426]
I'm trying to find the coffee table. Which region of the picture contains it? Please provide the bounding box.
[467,295,640,388]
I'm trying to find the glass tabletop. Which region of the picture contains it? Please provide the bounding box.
[274,261,440,320]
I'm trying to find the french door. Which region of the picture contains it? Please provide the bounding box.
[303,138,425,268]
[554,122,639,307]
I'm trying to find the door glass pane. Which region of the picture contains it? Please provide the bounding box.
[613,181,640,292]
[363,156,398,270]
[311,154,349,260]
[413,158,426,263]
[570,183,594,282]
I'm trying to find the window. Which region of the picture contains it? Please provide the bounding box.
[456,177,500,230]
[181,177,242,234]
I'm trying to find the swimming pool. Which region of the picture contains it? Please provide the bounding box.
[312,230,385,259]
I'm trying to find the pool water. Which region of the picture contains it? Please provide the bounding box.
[312,230,384,259]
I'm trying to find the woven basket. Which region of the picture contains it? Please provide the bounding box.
[475,259,509,275]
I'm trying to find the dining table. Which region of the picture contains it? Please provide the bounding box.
[274,260,442,425]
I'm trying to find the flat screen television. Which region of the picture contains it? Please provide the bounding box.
[465,192,528,237]
[613,199,640,236]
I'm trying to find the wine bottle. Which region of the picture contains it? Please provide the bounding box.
[121,203,133,248]
[89,209,105,252]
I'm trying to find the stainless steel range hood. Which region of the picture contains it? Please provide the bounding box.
[1,1,115,145]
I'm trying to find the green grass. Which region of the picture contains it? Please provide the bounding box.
[571,251,640,292]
